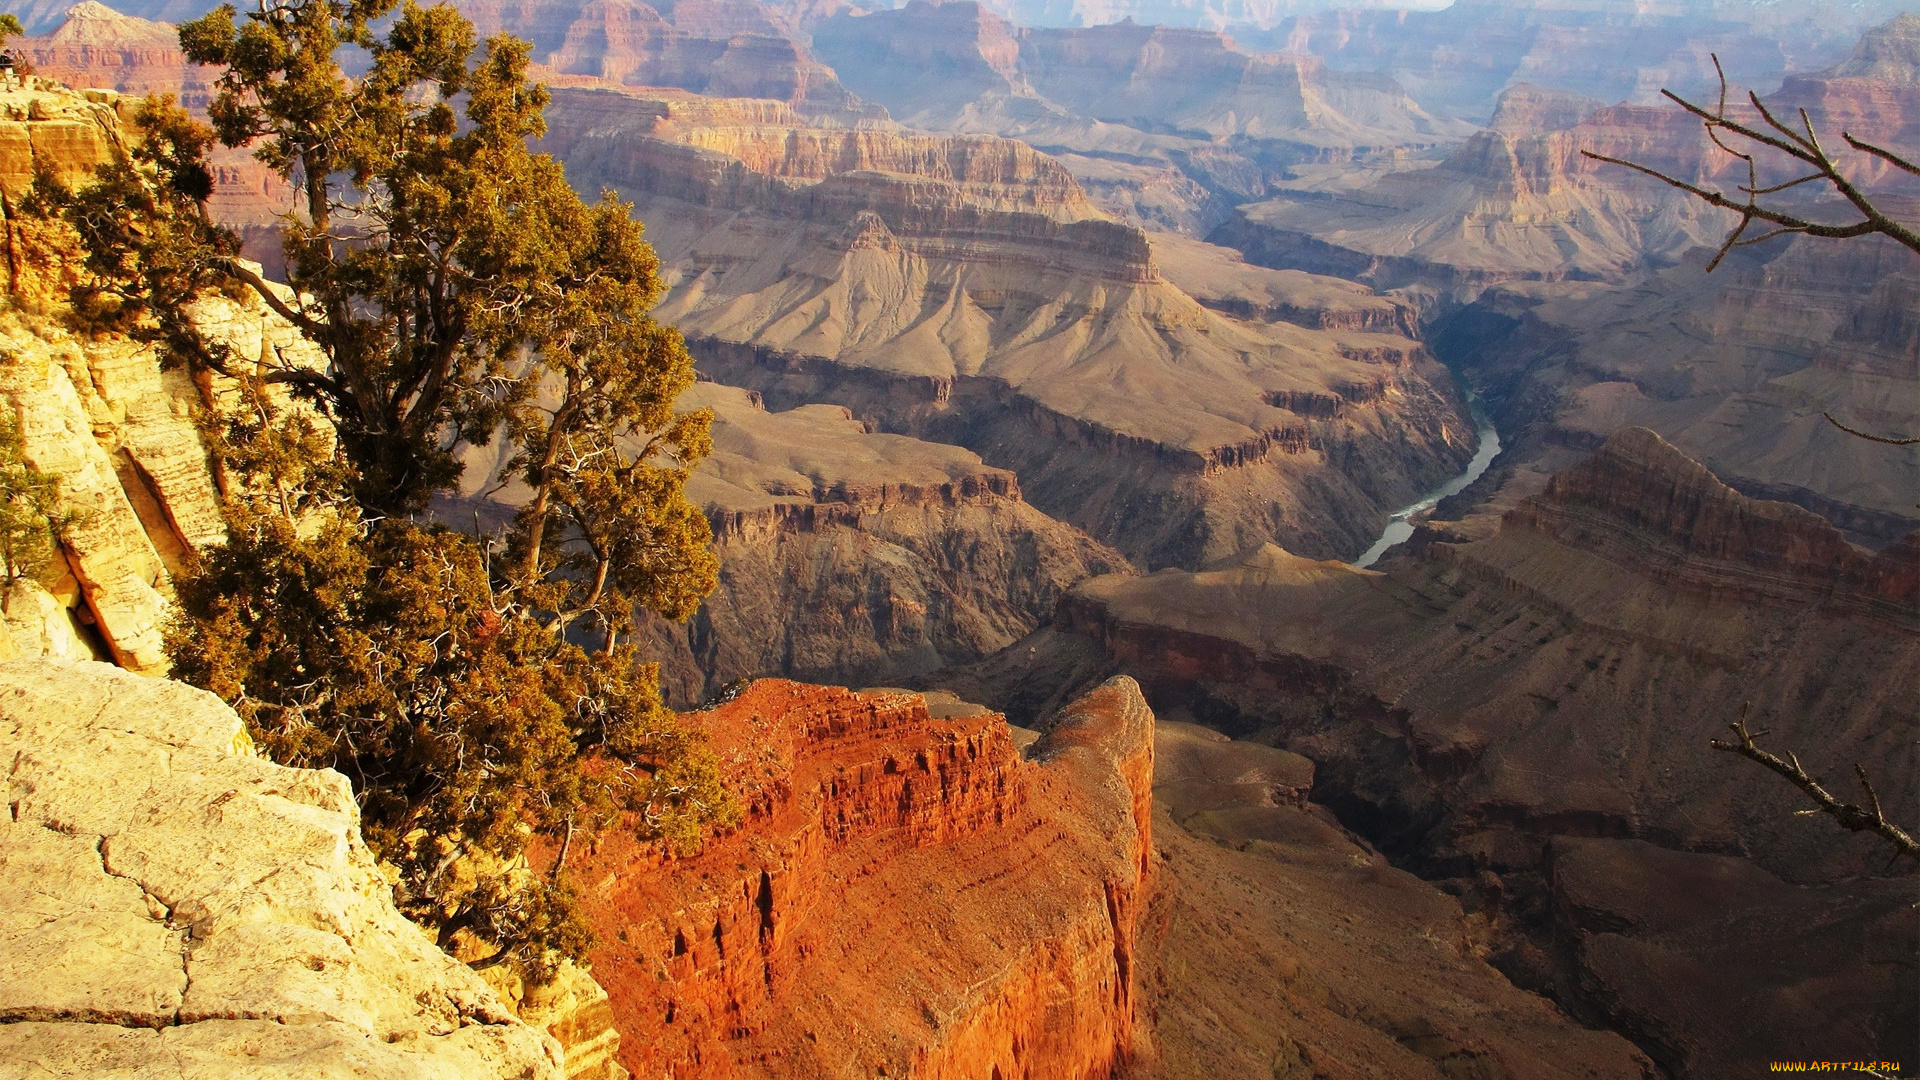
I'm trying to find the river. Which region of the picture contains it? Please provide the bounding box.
[1352,397,1501,569]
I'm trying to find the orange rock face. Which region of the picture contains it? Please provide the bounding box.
[568,678,1155,1079]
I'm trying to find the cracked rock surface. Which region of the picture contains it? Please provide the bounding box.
[0,658,563,1080]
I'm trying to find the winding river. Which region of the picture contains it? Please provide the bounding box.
[1352,397,1501,569]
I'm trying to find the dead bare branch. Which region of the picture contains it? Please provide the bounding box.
[1712,707,1919,862]
[1822,413,1920,446]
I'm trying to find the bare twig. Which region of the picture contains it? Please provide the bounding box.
[1822,412,1920,446]
[1712,707,1919,862]
[1579,54,1920,266]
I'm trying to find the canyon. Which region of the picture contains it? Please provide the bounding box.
[2,2,1915,1077]
[931,427,1916,1079]
[537,82,1476,568]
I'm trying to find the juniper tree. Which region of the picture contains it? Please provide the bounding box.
[44,0,732,977]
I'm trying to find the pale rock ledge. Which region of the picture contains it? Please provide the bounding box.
[0,657,565,1080]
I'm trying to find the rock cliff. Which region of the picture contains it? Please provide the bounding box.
[566,676,1155,1078]
[0,81,332,674]
[462,0,881,123]
[450,380,1130,702]
[0,658,566,1078]
[1451,227,1920,545]
[1267,0,1882,121]
[541,83,1475,567]
[16,2,215,105]
[983,429,1916,1078]
[632,383,1131,702]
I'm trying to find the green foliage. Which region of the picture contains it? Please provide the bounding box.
[0,14,22,45]
[46,0,733,981]
[0,402,64,585]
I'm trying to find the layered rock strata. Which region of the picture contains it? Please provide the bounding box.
[0,80,331,674]
[541,84,1475,566]
[607,382,1130,703]
[1267,0,1882,121]
[806,2,1471,234]
[997,428,1916,1078]
[16,2,215,106]
[0,658,566,1078]
[567,676,1155,1079]
[1216,17,1920,302]
[468,0,881,122]
[1448,228,1920,545]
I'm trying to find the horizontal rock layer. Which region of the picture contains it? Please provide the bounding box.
[568,677,1154,1079]
[1017,429,1917,1078]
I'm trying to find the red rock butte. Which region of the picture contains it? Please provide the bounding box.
[566,677,1155,1079]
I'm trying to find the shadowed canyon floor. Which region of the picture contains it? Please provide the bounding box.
[929,428,1918,1080]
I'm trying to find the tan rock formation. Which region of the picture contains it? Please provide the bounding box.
[806,2,1472,233]
[540,83,1475,567]
[567,676,1155,1078]
[625,382,1131,701]
[1216,17,1920,298]
[1457,228,1920,543]
[0,657,565,1078]
[0,80,332,674]
[16,2,216,105]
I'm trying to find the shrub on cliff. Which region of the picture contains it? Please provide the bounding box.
[37,0,736,978]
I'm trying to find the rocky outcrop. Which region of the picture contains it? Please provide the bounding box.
[955,430,1916,1077]
[0,80,333,674]
[450,0,882,123]
[0,657,565,1078]
[567,676,1155,1078]
[1215,15,1920,302]
[603,383,1131,703]
[1449,227,1920,545]
[1269,0,1875,121]
[17,2,216,105]
[541,84,1474,567]
[806,1,1470,235]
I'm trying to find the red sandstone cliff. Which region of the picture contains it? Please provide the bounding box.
[566,677,1155,1079]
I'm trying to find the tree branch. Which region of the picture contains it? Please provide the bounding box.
[1711,709,1918,862]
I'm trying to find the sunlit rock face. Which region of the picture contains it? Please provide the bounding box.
[567,677,1156,1079]
[0,659,568,1079]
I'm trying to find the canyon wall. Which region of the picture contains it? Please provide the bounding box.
[806,1,1472,235]
[975,428,1916,1079]
[615,383,1131,704]
[541,82,1475,567]
[567,677,1155,1078]
[0,81,256,674]
[1216,14,1920,301]
[0,658,568,1079]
